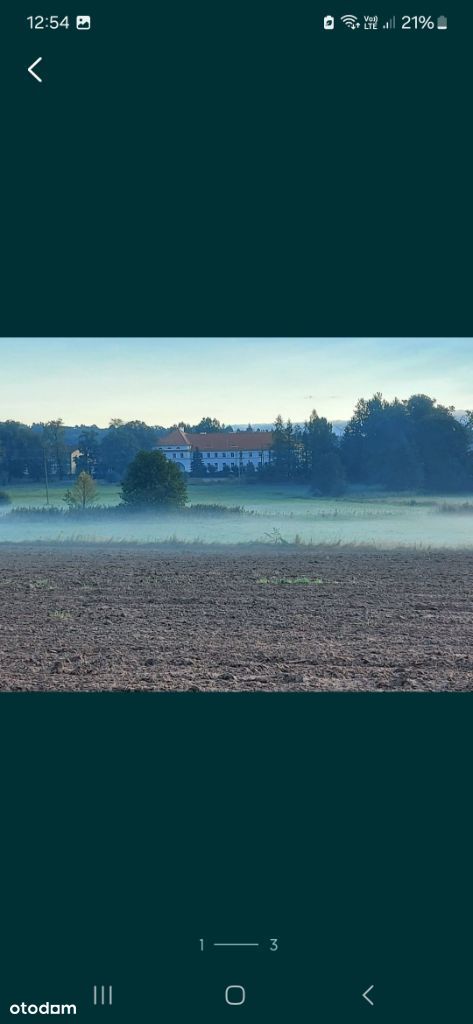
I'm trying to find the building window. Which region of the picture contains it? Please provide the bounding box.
[231,452,235,458]
[180,452,184,458]
[207,453,211,458]
[173,453,177,458]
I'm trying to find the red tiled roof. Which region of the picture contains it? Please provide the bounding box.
[190,431,273,452]
[157,428,191,447]
[157,430,273,452]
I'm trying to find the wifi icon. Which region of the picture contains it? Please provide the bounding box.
[340,14,360,29]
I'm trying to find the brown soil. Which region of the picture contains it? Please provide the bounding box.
[0,545,471,691]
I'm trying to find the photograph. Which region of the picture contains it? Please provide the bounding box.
[0,337,472,691]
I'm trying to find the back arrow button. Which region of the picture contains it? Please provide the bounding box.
[362,984,374,1007]
[28,57,43,82]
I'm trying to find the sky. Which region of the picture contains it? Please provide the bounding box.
[0,338,471,427]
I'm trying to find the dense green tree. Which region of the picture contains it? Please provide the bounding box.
[121,450,187,508]
[0,421,44,483]
[185,417,234,434]
[190,447,207,477]
[75,426,100,475]
[42,419,69,479]
[267,416,304,480]
[344,396,423,490]
[96,421,161,480]
[270,415,291,479]
[341,393,472,491]
[285,420,296,478]
[405,394,472,490]
[305,411,346,495]
[341,393,384,484]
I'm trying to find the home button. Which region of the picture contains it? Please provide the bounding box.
[225,985,246,1006]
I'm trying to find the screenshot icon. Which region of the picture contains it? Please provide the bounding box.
[76,15,91,31]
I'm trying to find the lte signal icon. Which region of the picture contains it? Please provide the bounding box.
[76,15,91,30]
[324,15,335,30]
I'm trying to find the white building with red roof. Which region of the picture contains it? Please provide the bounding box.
[156,428,273,473]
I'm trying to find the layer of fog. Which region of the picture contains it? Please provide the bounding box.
[0,507,472,548]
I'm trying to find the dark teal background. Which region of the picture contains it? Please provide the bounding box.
[0,695,471,1020]
[1,5,470,336]
[1,4,472,1020]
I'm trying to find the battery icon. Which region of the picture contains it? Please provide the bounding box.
[437,15,447,29]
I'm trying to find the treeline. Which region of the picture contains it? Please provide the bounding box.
[264,396,473,493]
[0,416,237,484]
[1,397,472,494]
[174,416,235,434]
[0,419,162,484]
